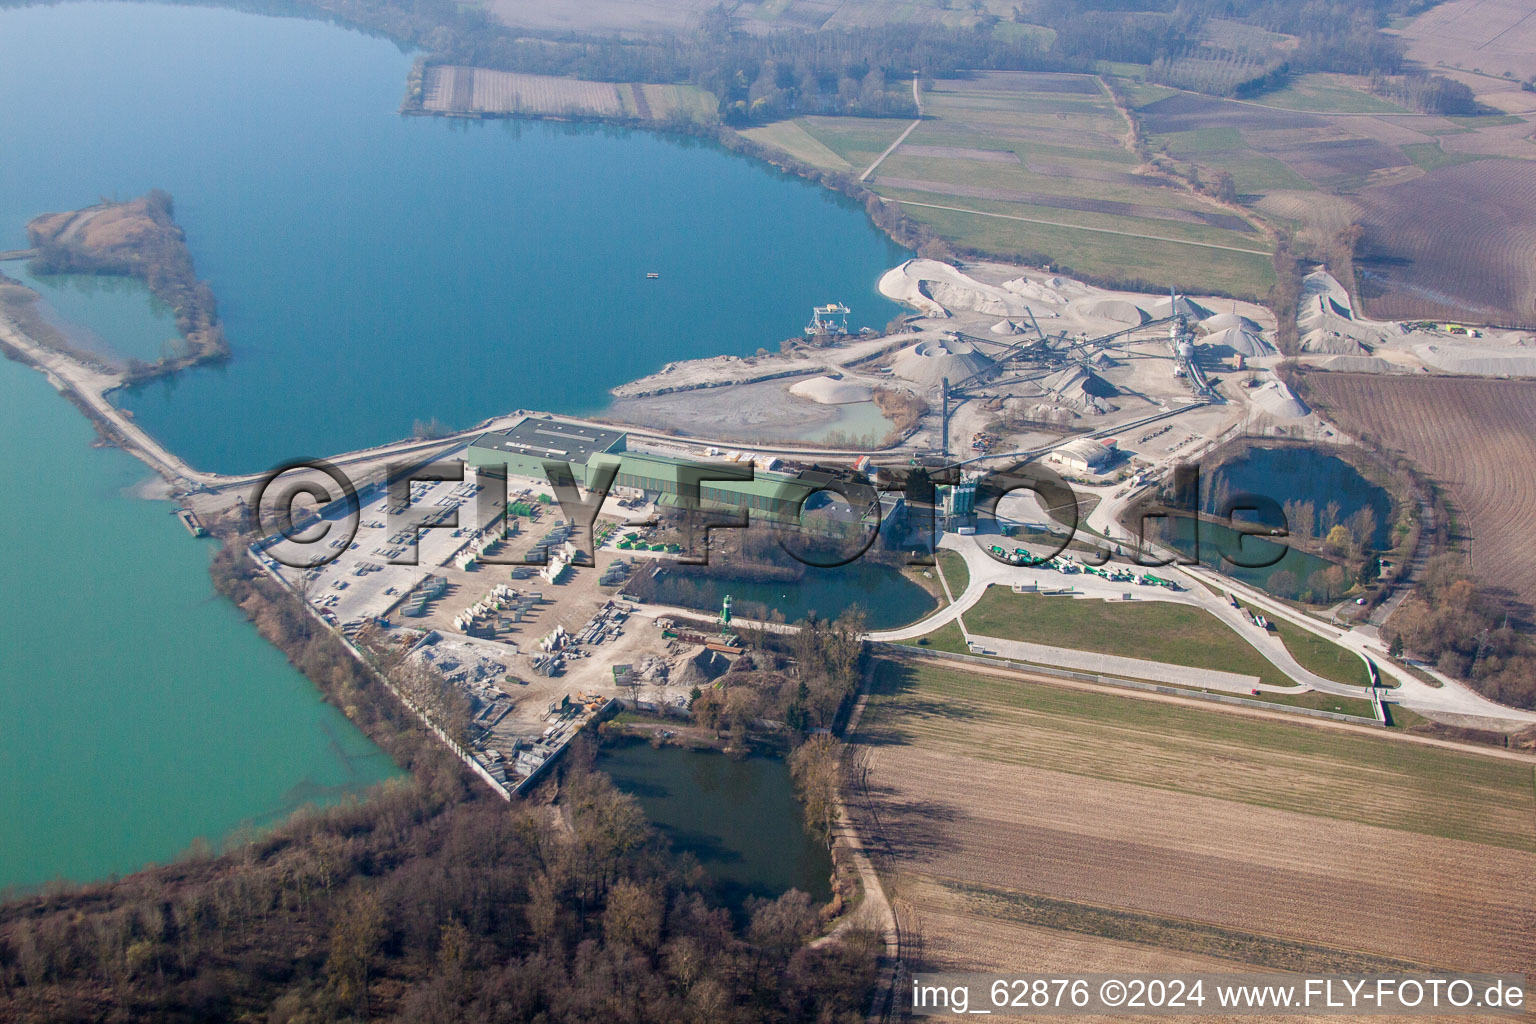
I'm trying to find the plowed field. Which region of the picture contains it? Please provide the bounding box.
[1304,373,1536,612]
[1353,160,1536,326]
[854,658,1536,983]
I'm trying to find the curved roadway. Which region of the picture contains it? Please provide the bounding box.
[1082,479,1536,721]
[870,528,1536,722]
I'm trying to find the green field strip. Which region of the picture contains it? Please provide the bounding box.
[880,193,1271,254]
[866,660,1536,849]
[886,200,1274,296]
[877,152,1257,218]
[738,120,853,170]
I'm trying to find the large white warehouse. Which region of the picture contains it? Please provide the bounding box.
[1048,437,1117,473]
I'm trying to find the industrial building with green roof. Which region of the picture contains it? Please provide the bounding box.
[588,451,818,522]
[467,418,820,524]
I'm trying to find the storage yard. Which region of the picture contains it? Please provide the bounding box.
[254,459,662,792]
[251,414,874,794]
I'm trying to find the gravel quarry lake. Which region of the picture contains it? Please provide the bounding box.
[0,2,906,477]
[0,0,910,890]
[597,737,832,918]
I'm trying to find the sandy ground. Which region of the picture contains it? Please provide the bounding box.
[878,257,1276,336]
[611,333,907,398]
[609,379,845,437]
[602,258,1285,462]
[607,377,894,443]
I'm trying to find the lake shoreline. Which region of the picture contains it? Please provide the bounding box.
[26,192,229,382]
[0,309,202,485]
[0,0,898,897]
[398,91,942,261]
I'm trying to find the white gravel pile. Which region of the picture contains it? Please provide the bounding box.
[1203,311,1263,333]
[1001,276,1070,305]
[1250,380,1310,418]
[1076,298,1150,324]
[1205,326,1276,357]
[1295,270,1401,352]
[890,337,993,387]
[1040,364,1117,414]
[1412,343,1536,376]
[788,374,874,404]
[1152,295,1213,319]
[879,258,1039,318]
[1301,330,1369,355]
[1317,355,1412,373]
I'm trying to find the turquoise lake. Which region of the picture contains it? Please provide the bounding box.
[0,354,399,892]
[649,561,939,630]
[0,1,907,476]
[7,264,181,365]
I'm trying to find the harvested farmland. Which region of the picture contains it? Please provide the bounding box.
[1301,373,1536,613]
[420,66,714,122]
[1275,136,1408,182]
[1352,160,1536,326]
[1142,95,1410,189]
[423,66,617,116]
[1137,91,1322,135]
[745,71,1274,296]
[852,659,1536,981]
[1400,0,1536,82]
[1135,79,1536,325]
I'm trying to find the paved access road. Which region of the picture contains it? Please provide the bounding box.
[870,529,1536,724]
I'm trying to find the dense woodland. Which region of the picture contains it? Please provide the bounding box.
[1384,556,1536,710]
[0,764,876,1023]
[1365,71,1478,114]
[0,543,879,1021]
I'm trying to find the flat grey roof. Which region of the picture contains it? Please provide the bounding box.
[470,417,626,464]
